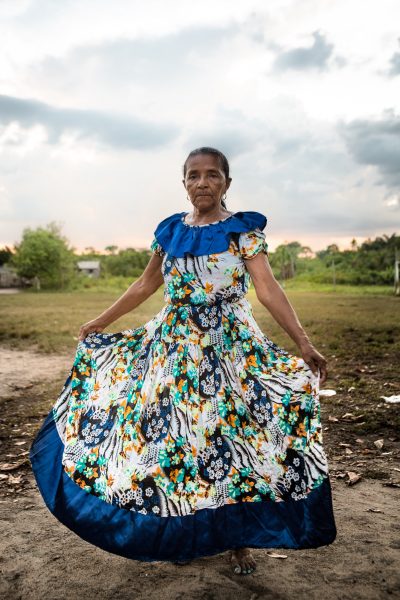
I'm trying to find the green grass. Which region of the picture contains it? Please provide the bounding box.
[1,286,399,442]
[0,290,165,353]
[279,280,394,295]
[1,286,398,356]
[34,274,397,296]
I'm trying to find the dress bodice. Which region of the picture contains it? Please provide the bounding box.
[150,210,269,306]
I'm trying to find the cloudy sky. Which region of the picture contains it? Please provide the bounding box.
[1,0,399,252]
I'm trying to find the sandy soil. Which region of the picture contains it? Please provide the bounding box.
[0,348,399,600]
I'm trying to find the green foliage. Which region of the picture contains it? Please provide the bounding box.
[69,274,137,292]
[10,221,399,291]
[12,222,76,289]
[0,246,13,266]
[74,247,151,280]
[101,248,151,277]
[269,242,305,279]
[270,233,399,286]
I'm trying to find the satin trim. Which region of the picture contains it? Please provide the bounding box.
[29,409,337,562]
[153,211,267,258]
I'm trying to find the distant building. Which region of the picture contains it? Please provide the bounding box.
[0,265,22,288]
[77,260,101,278]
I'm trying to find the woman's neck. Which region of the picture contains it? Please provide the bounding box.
[185,207,232,226]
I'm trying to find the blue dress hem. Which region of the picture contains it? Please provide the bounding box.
[29,408,337,563]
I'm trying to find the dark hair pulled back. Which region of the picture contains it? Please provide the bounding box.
[183,147,230,209]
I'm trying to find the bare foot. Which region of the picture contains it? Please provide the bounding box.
[229,548,256,575]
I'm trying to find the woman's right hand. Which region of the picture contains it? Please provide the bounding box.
[78,318,106,341]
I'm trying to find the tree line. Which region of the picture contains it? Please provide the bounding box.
[270,236,398,286]
[0,223,398,289]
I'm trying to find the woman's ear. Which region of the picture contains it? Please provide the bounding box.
[182,179,187,189]
[226,177,232,191]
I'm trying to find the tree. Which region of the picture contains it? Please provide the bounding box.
[270,241,305,280]
[83,246,100,256]
[298,246,314,259]
[0,246,13,266]
[13,222,76,289]
[105,245,118,255]
[350,238,358,251]
[102,248,151,277]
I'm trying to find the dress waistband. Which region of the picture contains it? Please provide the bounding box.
[164,296,247,332]
[165,295,245,308]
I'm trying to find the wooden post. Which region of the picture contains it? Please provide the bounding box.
[290,253,295,279]
[332,257,336,289]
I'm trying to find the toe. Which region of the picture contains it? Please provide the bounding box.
[244,552,256,574]
[232,562,242,574]
[229,549,257,576]
[232,558,245,574]
[229,553,241,575]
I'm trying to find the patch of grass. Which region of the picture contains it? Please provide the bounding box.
[0,290,165,353]
[1,287,399,359]
[279,281,394,295]
[249,289,400,358]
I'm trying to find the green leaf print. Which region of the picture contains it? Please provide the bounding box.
[159,449,171,468]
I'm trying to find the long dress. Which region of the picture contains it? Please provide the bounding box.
[29,210,336,562]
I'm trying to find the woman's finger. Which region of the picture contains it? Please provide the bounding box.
[319,361,328,385]
[306,356,318,376]
[78,326,89,341]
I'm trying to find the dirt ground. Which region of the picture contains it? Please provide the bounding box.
[0,347,399,600]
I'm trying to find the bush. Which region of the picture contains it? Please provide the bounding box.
[12,223,76,289]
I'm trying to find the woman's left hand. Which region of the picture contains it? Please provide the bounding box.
[299,342,328,385]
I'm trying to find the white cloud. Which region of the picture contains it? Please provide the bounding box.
[338,109,400,188]
[0,94,178,149]
[0,0,400,252]
[272,31,337,72]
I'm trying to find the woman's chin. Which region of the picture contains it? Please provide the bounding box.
[191,197,216,210]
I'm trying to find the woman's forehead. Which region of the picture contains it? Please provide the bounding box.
[185,154,222,171]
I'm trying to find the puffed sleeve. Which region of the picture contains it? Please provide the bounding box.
[238,228,269,259]
[150,237,166,257]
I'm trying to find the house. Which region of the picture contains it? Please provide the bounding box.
[0,265,22,288]
[76,260,101,278]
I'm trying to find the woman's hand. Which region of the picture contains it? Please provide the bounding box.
[78,318,106,341]
[299,341,328,385]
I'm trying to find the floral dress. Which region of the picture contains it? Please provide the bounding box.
[29,210,336,562]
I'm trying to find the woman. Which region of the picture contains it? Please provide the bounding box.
[30,147,336,576]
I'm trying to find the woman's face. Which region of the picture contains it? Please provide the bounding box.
[183,153,232,211]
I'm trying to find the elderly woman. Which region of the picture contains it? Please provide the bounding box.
[30,147,336,576]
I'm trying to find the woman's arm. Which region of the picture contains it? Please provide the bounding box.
[78,253,164,340]
[244,253,328,383]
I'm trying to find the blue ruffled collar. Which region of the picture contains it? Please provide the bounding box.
[154,210,267,257]
[181,211,239,227]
